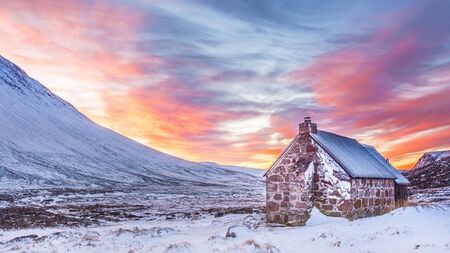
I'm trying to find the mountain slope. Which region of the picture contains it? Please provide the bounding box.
[406,151,450,189]
[411,151,450,171]
[0,55,260,189]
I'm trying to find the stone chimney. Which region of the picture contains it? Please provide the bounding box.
[299,116,317,135]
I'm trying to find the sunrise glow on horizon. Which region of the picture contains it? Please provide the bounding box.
[1,0,449,170]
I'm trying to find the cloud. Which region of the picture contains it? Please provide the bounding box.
[1,0,448,169]
[0,0,148,114]
[290,0,450,169]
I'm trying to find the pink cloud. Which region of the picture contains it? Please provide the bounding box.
[290,1,450,169]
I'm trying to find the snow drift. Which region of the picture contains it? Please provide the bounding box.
[1,205,449,253]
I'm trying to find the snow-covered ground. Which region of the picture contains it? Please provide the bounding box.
[0,185,266,230]
[1,205,449,253]
[409,186,450,205]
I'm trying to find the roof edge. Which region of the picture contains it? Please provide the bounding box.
[263,134,300,177]
[311,132,397,180]
[363,144,410,185]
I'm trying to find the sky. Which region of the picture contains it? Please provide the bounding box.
[1,0,449,170]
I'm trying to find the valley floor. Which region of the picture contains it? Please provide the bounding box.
[1,204,449,253]
[1,185,449,253]
[0,185,265,230]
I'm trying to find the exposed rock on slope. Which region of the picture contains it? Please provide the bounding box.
[406,151,450,189]
[412,151,450,171]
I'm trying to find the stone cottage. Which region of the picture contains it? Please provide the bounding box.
[264,117,409,226]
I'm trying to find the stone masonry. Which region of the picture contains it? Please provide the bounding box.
[265,117,396,225]
[266,134,316,226]
[351,178,395,219]
[313,143,353,218]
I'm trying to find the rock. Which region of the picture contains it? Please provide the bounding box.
[241,215,263,230]
[269,175,283,182]
[267,183,278,191]
[266,202,279,212]
[225,225,252,238]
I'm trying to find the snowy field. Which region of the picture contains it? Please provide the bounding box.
[409,186,450,205]
[0,175,448,253]
[1,204,449,253]
[0,185,265,230]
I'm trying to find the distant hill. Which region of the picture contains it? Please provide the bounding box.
[405,151,450,189]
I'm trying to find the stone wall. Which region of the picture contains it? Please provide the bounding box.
[266,134,396,225]
[351,178,395,219]
[266,134,315,226]
[313,143,353,218]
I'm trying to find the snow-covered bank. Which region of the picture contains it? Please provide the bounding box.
[1,205,449,253]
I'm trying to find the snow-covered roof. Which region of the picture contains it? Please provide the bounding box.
[311,131,397,180]
[363,145,410,185]
[265,128,409,184]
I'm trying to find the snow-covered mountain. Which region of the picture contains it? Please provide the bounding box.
[0,55,262,189]
[406,151,450,189]
[411,151,450,171]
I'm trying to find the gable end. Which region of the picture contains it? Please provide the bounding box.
[263,134,300,177]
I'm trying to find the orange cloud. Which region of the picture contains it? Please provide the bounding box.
[94,79,275,167]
